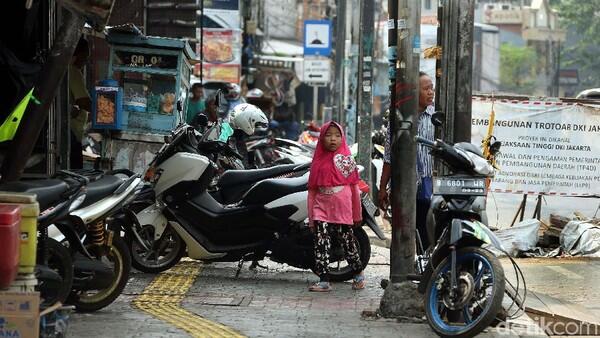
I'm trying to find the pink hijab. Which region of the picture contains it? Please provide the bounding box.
[308,121,360,189]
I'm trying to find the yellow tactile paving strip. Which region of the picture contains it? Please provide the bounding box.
[133,260,245,338]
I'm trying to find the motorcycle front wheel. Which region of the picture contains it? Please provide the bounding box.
[425,246,505,338]
[68,237,131,312]
[130,225,186,273]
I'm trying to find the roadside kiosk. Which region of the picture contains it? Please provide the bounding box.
[93,28,195,172]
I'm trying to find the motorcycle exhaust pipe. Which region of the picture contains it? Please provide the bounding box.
[71,258,115,291]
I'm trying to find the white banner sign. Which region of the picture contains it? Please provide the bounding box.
[471,99,600,196]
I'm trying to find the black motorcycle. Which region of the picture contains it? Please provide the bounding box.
[0,171,88,307]
[1,169,139,312]
[410,130,506,337]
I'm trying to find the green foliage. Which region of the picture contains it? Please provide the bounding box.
[499,44,537,94]
[554,0,600,88]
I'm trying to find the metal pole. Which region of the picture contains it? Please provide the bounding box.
[313,85,319,123]
[386,0,398,276]
[334,0,347,122]
[555,40,561,97]
[389,0,420,283]
[356,0,374,191]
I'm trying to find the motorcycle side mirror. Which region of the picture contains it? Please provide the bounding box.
[216,90,229,116]
[196,113,209,128]
[431,112,445,127]
[490,139,502,155]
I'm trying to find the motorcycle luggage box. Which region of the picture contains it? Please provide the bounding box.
[0,205,21,288]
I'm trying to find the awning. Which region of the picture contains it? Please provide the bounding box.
[255,54,302,75]
[261,39,303,57]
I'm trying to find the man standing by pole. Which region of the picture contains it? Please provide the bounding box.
[379,72,435,251]
[379,0,424,317]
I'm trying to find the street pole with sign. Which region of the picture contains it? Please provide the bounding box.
[303,20,332,123]
[304,57,331,122]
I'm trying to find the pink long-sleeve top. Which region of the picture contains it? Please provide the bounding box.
[308,184,362,225]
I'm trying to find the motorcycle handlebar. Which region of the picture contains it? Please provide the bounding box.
[415,136,436,148]
[199,140,244,161]
[223,143,244,160]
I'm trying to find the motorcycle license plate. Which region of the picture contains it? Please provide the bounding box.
[362,194,378,217]
[433,177,487,196]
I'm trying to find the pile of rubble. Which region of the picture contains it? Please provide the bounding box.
[493,213,600,258]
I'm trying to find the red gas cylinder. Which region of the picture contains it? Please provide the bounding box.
[0,204,21,288]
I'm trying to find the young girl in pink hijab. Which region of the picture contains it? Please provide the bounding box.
[307,121,365,292]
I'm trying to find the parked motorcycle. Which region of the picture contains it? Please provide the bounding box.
[247,136,313,168]
[62,169,140,312]
[2,169,141,312]
[297,121,320,148]
[128,139,311,273]
[408,116,506,337]
[130,124,385,280]
[0,171,89,307]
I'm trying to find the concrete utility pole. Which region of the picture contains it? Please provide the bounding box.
[356,0,374,190]
[389,0,420,283]
[436,0,475,144]
[333,0,347,122]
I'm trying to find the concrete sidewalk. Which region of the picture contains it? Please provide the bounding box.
[68,244,547,337]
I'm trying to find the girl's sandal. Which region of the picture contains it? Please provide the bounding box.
[309,282,332,292]
[352,275,366,290]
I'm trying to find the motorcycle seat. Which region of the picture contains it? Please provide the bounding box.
[0,179,69,211]
[241,175,308,205]
[218,163,301,188]
[81,175,123,208]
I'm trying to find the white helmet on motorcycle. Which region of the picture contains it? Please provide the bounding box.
[229,103,269,135]
[246,88,264,99]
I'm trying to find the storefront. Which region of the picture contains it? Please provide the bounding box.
[251,55,303,140]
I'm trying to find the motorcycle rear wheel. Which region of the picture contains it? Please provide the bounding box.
[314,227,371,282]
[38,238,74,307]
[68,237,131,312]
[425,246,505,338]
